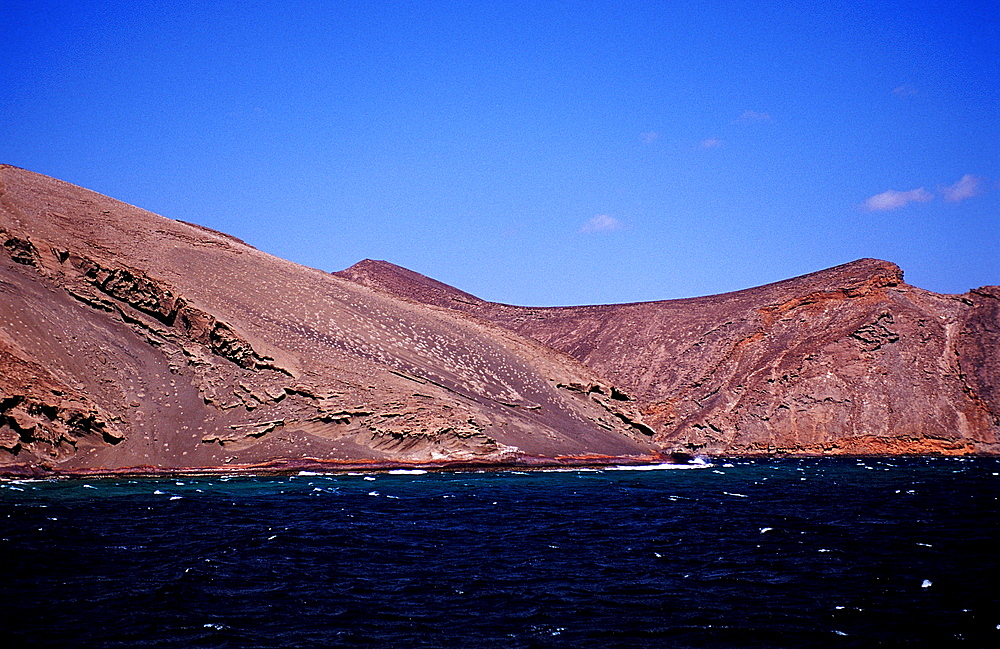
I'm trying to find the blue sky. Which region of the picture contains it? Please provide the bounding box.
[3,0,997,305]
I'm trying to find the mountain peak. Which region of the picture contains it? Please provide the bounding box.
[335,259,487,308]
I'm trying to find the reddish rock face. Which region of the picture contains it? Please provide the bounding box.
[0,165,658,475]
[337,258,1000,456]
[1,165,996,476]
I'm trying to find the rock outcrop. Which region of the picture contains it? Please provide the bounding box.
[337,258,1000,456]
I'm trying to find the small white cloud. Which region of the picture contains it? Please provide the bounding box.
[640,131,659,143]
[700,138,722,148]
[893,85,919,97]
[863,187,934,212]
[579,214,623,233]
[739,110,772,123]
[941,174,984,202]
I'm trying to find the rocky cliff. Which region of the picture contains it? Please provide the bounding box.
[0,165,658,475]
[337,258,1000,456]
[2,165,996,477]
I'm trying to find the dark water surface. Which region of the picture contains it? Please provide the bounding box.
[2,458,998,648]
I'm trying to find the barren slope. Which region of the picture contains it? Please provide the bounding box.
[338,259,1000,455]
[0,165,657,475]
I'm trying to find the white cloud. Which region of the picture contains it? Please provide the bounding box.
[579,214,623,233]
[640,131,659,143]
[941,174,984,202]
[739,110,772,123]
[700,138,722,148]
[863,187,934,212]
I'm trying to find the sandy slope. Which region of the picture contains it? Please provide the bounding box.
[1,165,657,475]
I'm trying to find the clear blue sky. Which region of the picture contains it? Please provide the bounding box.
[3,0,997,305]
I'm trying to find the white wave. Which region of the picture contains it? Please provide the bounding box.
[608,462,714,471]
[367,491,379,496]
[722,491,748,497]
[297,471,322,476]
[387,469,428,475]
[169,496,182,501]
[536,467,602,473]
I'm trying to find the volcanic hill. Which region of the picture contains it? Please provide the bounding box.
[0,165,658,475]
[339,258,1000,457]
[1,165,997,475]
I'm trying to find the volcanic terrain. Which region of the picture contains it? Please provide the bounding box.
[1,165,997,475]
[1,165,657,475]
[338,258,1000,455]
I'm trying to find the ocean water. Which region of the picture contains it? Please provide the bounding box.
[2,458,998,648]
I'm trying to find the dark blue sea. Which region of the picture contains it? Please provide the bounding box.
[2,458,999,648]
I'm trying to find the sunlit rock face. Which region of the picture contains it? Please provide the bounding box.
[0,165,658,475]
[2,163,996,477]
[337,256,1000,457]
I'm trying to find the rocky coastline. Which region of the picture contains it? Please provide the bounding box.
[2,164,997,476]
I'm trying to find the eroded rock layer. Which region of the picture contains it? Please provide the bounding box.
[0,165,658,475]
[337,257,1000,456]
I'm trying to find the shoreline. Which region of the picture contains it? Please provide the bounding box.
[2,450,994,480]
[0,452,685,479]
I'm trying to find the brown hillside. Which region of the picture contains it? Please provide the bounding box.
[337,258,1000,456]
[0,165,658,476]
